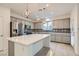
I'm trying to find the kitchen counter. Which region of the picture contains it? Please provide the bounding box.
[7,34,50,56]
[8,34,50,46]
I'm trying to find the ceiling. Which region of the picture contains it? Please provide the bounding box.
[0,3,75,20]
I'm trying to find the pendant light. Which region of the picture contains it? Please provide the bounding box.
[25,3,31,18]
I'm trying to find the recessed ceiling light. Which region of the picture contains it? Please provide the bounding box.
[46,18,50,21]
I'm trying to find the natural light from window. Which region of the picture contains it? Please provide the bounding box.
[42,18,53,31]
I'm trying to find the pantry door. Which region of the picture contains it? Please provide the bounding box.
[0,16,4,51]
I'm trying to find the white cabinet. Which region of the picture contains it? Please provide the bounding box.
[51,33,70,44]
[32,40,43,55]
[51,34,56,41]
[10,34,50,56]
[14,43,32,56]
[55,35,62,42]
[62,36,70,43]
[15,43,25,56]
[43,37,50,47]
[14,40,43,56]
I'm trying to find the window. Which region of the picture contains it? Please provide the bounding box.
[42,21,53,31]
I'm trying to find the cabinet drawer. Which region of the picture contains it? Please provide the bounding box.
[62,36,70,43]
[55,36,62,42]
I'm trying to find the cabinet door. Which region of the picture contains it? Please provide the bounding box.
[62,36,70,43]
[14,43,25,56]
[55,35,62,42]
[51,34,56,41]
[14,43,32,56]
[14,40,43,56]
[66,36,70,43]
[32,40,43,55]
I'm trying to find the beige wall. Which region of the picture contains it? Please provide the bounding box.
[0,7,10,50]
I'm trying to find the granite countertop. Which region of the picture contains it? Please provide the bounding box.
[7,34,50,46]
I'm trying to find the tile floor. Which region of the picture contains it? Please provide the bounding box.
[49,42,75,56]
[36,42,76,56]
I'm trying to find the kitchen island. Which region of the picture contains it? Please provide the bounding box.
[8,34,50,56]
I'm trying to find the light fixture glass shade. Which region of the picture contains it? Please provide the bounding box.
[25,9,31,16]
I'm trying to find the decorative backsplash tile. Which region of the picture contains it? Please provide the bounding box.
[32,28,70,33]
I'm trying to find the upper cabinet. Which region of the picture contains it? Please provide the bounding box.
[10,16,33,36]
[53,18,70,29]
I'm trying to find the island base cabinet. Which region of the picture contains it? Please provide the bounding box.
[32,40,43,55]
[43,37,50,48]
[14,43,32,56]
[14,40,43,56]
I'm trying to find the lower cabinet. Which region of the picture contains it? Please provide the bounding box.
[51,33,71,44]
[14,40,43,56]
[14,43,29,56]
[55,36,62,42]
[32,40,43,55]
[51,35,56,41]
[62,36,71,43]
